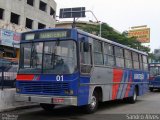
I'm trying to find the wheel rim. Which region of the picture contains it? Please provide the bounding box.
[133,90,137,101]
[90,95,97,110]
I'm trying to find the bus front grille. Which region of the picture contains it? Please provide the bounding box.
[18,81,69,95]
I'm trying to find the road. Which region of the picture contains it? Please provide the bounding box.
[1,91,160,120]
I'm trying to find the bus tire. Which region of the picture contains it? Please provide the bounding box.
[127,87,138,104]
[40,103,55,111]
[83,91,98,114]
[149,88,154,92]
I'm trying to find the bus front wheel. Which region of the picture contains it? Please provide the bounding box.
[83,91,98,114]
[40,103,55,111]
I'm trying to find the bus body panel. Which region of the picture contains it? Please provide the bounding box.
[86,67,148,104]
[149,75,160,90]
[77,76,90,106]
[89,67,112,102]
[16,72,79,96]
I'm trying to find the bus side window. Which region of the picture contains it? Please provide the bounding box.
[139,54,143,70]
[93,40,103,65]
[104,43,114,66]
[142,55,148,71]
[124,49,132,68]
[80,42,92,74]
[132,52,140,69]
[115,46,124,68]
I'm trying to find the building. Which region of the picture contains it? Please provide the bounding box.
[153,49,160,62]
[0,0,57,32]
[154,49,160,57]
[0,29,20,60]
[0,0,57,61]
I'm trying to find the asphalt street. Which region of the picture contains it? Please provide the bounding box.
[1,91,160,120]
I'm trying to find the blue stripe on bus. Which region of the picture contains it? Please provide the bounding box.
[77,76,90,106]
[114,69,148,99]
[127,70,148,97]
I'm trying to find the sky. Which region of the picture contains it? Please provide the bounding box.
[55,0,160,52]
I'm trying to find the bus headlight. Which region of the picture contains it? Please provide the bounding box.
[64,90,74,95]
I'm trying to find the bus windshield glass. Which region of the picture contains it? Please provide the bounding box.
[19,40,77,74]
[149,66,160,76]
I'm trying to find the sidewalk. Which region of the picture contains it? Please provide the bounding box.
[0,88,38,112]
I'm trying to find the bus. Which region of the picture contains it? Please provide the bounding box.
[15,28,149,113]
[149,63,160,91]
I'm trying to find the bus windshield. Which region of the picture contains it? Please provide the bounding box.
[19,40,77,74]
[149,66,160,76]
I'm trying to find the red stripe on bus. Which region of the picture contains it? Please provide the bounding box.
[16,74,34,81]
[112,69,123,100]
[125,72,132,97]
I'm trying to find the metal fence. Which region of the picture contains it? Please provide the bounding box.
[0,58,18,90]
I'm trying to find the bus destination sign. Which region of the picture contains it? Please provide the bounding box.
[150,64,160,67]
[23,30,69,40]
[25,33,35,40]
[39,31,68,39]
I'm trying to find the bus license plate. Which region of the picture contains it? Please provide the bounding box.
[52,98,64,103]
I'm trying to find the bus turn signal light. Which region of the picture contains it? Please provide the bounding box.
[64,90,74,95]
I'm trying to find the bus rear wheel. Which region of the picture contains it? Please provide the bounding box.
[83,91,98,114]
[40,103,55,111]
[149,88,154,92]
[127,87,138,103]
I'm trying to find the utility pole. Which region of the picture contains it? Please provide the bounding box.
[99,21,102,37]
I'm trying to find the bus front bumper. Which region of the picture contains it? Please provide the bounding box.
[15,93,77,106]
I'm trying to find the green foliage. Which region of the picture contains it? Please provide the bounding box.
[78,22,151,54]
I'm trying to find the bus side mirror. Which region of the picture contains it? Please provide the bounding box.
[83,42,89,52]
[80,37,89,52]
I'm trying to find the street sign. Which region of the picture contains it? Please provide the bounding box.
[128,28,150,43]
[59,7,85,18]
